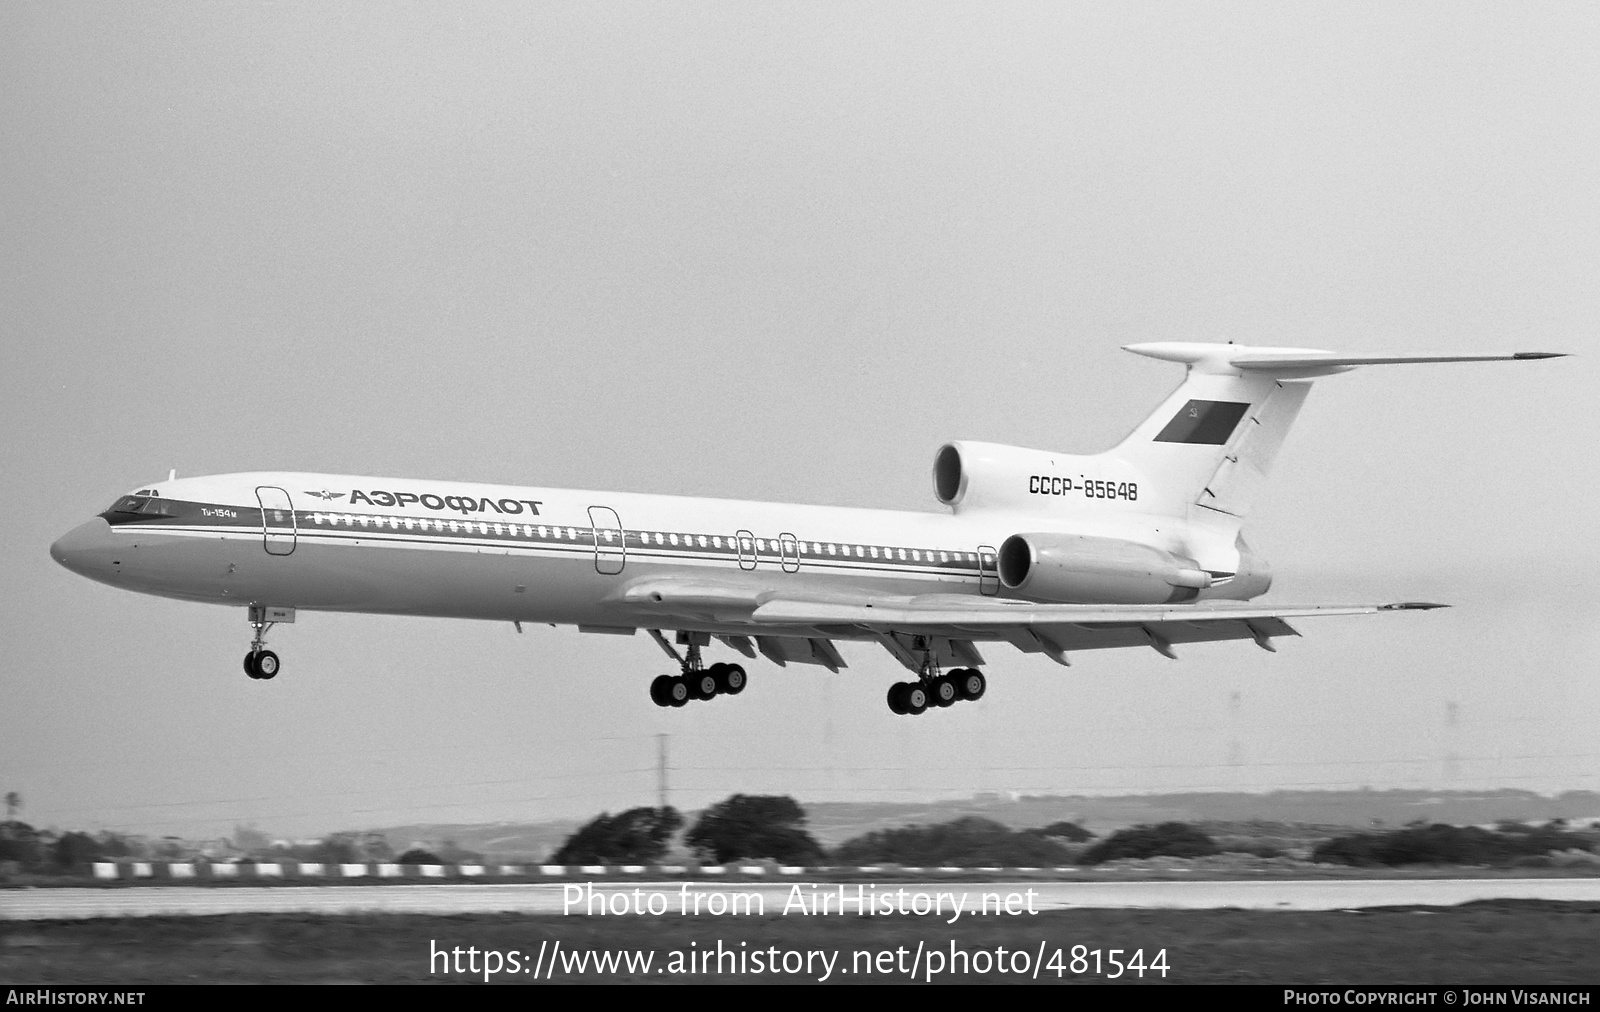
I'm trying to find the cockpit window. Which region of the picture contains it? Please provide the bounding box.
[104,496,174,516]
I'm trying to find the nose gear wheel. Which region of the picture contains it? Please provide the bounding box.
[242,605,283,680]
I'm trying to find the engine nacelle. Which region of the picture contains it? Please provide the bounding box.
[997,532,1213,604]
[934,441,1142,513]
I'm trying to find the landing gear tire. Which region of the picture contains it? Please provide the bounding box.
[244,650,279,680]
[887,681,932,715]
[706,662,729,695]
[691,671,719,700]
[666,676,691,708]
[957,668,986,701]
[931,675,959,708]
[650,674,676,707]
[716,663,746,695]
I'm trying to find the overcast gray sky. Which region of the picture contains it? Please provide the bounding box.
[3,2,1596,840]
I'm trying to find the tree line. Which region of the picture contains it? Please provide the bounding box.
[546,798,1597,869]
[4,786,1595,872]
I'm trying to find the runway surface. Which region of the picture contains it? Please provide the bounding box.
[5,878,1600,920]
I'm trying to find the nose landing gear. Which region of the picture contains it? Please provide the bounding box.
[243,604,291,680]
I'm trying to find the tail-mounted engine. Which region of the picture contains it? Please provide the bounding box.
[997,532,1212,604]
[934,441,1141,513]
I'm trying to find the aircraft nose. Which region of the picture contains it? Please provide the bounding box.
[50,518,117,575]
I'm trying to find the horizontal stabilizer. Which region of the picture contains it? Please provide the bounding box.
[1123,342,1566,379]
[1231,349,1567,377]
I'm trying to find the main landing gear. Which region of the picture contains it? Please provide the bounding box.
[648,631,745,708]
[886,639,986,715]
[243,604,281,681]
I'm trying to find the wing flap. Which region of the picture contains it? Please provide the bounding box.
[1024,615,1301,653]
[754,635,848,670]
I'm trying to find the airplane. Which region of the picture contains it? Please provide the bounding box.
[50,342,1562,715]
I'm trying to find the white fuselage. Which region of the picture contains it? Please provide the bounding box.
[50,469,1267,645]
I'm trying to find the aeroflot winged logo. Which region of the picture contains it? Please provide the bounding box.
[346,488,544,516]
[304,490,346,501]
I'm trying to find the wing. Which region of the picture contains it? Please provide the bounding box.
[606,578,1444,672]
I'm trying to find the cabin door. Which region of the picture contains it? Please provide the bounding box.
[255,487,297,556]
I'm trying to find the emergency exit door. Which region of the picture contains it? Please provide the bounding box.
[976,544,999,595]
[588,505,626,575]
